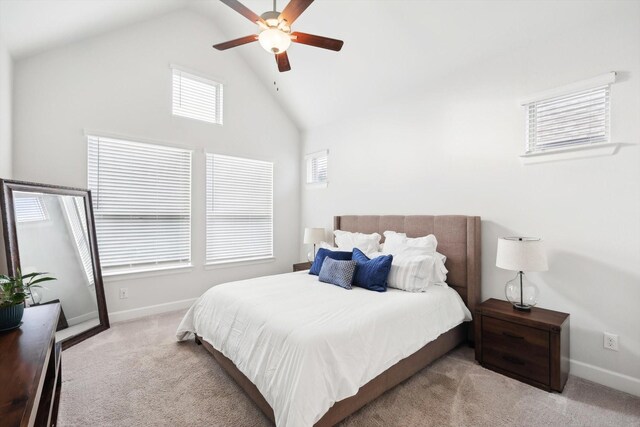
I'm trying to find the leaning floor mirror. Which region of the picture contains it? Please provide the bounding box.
[0,179,109,348]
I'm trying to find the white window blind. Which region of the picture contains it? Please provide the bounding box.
[14,195,48,223]
[306,150,328,185]
[172,66,223,125]
[524,74,615,153]
[88,135,192,273]
[206,154,273,264]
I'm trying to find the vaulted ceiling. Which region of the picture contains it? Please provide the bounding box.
[0,0,618,130]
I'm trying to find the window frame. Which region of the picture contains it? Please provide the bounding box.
[205,153,274,266]
[86,133,193,277]
[305,149,328,188]
[520,72,616,161]
[171,64,224,125]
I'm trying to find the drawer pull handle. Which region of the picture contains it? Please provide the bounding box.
[502,332,524,340]
[502,355,525,365]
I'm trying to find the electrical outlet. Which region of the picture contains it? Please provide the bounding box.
[603,332,619,351]
[119,288,129,299]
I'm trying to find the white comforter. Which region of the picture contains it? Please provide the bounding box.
[176,271,471,427]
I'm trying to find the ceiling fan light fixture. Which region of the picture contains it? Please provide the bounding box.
[214,0,345,73]
[258,28,291,54]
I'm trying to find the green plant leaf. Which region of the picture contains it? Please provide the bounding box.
[11,293,26,303]
[21,272,47,279]
[28,277,57,286]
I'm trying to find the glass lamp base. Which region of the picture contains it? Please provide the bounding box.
[505,271,539,311]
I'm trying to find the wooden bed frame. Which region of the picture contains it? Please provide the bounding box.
[196,215,481,426]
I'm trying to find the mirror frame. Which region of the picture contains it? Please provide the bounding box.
[0,179,109,349]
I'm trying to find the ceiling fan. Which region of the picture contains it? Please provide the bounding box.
[212,0,344,72]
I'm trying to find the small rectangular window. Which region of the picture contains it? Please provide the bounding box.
[524,73,615,153]
[172,66,223,125]
[88,135,192,274]
[206,154,273,264]
[306,150,328,186]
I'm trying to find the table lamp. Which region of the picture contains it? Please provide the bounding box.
[304,227,325,261]
[496,237,548,311]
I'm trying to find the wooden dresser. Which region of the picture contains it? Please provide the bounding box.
[0,304,62,426]
[475,298,570,392]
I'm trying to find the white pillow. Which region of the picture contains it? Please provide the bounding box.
[387,252,440,292]
[382,231,438,255]
[319,241,339,251]
[368,249,448,290]
[333,230,381,254]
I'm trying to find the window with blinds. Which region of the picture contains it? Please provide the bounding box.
[87,135,192,274]
[306,150,328,185]
[206,154,273,264]
[172,65,223,125]
[524,74,615,153]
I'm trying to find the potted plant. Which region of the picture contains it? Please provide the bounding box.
[0,270,56,331]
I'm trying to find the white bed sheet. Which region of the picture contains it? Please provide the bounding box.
[176,271,471,427]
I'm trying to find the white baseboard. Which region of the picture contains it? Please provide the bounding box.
[571,359,640,397]
[108,298,197,323]
[66,310,99,326]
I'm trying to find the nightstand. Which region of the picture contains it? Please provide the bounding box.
[293,261,312,272]
[475,298,570,392]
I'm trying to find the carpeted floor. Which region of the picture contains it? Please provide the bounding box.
[58,310,640,427]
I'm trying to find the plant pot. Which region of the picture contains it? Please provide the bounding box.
[0,303,24,331]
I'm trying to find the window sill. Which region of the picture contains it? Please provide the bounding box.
[306,181,328,189]
[205,257,275,270]
[520,143,620,165]
[103,263,193,281]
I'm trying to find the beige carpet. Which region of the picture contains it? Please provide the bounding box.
[59,310,640,427]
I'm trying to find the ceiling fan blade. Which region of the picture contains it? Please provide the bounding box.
[276,52,291,72]
[213,35,258,50]
[291,32,344,51]
[279,0,314,25]
[220,0,265,24]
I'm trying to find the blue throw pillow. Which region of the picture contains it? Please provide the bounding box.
[309,248,353,276]
[352,248,393,292]
[318,257,357,290]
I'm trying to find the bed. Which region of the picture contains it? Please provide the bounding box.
[177,215,481,426]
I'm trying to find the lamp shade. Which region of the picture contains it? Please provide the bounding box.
[303,227,325,245]
[496,237,548,272]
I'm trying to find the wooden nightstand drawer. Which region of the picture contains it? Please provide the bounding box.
[482,316,550,385]
[475,298,570,392]
[482,316,550,377]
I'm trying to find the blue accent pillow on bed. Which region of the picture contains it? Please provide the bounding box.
[309,248,353,276]
[352,248,393,292]
[318,257,357,290]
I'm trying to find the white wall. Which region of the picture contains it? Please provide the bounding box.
[301,4,640,394]
[0,36,11,179]
[0,34,12,276]
[13,10,300,318]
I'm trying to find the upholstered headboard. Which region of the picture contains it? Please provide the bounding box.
[334,215,481,340]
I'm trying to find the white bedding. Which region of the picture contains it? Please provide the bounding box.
[176,271,472,427]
